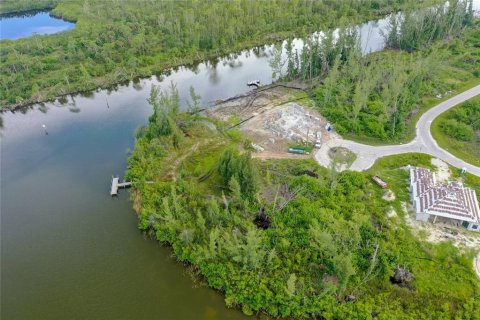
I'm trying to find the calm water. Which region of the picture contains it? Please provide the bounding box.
[2,3,479,319]
[0,11,74,40]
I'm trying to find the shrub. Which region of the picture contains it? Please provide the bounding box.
[440,119,475,141]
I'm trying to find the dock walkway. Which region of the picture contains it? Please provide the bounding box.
[110,177,132,196]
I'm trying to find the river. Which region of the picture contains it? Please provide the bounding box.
[2,2,479,319]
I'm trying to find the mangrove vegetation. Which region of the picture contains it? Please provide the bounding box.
[126,86,480,318]
[0,0,443,109]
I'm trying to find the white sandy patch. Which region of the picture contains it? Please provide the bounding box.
[431,158,451,183]
[386,206,397,218]
[474,254,480,280]
[382,190,396,202]
[402,201,480,250]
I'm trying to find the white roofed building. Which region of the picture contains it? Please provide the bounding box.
[410,167,480,232]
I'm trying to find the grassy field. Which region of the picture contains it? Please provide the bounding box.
[328,147,356,166]
[431,96,480,167]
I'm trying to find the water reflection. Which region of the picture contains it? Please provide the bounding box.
[57,96,69,106]
[38,104,49,114]
[0,9,48,19]
[226,59,243,69]
[0,11,75,40]
[132,78,144,91]
[79,91,94,99]
[3,3,478,120]
[252,45,270,58]
[67,95,80,113]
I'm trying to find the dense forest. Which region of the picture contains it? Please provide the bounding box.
[0,0,443,109]
[274,0,479,142]
[126,86,480,318]
[0,0,56,14]
[432,96,480,166]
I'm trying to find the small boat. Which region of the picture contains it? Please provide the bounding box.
[247,80,260,87]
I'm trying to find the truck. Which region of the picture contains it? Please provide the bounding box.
[288,147,306,154]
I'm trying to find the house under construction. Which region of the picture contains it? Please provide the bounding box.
[410,167,480,232]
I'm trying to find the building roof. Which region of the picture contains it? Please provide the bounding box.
[410,167,480,223]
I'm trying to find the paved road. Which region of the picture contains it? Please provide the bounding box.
[315,85,480,177]
[416,85,480,176]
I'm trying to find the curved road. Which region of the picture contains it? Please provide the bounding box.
[315,85,480,177]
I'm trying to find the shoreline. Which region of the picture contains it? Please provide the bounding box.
[0,0,447,111]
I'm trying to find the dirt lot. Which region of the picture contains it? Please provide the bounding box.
[403,201,480,251]
[207,86,334,158]
[431,158,451,183]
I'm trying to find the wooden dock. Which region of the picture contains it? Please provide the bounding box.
[111,177,132,196]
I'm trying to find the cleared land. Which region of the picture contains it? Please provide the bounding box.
[209,84,480,177]
[207,86,326,159]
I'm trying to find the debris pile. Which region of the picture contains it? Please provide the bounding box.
[262,103,321,143]
[254,207,271,229]
[390,266,415,290]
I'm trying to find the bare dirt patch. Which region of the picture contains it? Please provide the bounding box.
[252,151,310,160]
[402,201,480,250]
[382,190,396,202]
[207,86,335,159]
[242,102,324,152]
[206,86,294,123]
[386,206,397,218]
[474,254,480,280]
[431,158,451,183]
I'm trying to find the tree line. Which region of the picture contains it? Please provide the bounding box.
[271,0,478,141]
[0,0,443,109]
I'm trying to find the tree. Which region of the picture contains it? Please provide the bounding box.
[218,149,258,196]
[269,42,286,80]
[285,273,297,296]
[147,84,182,141]
[187,85,201,116]
[229,176,242,200]
[218,148,236,186]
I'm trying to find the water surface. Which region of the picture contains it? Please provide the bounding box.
[0,11,74,40]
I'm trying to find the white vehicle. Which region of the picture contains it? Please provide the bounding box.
[314,139,321,148]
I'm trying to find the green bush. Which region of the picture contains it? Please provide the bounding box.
[440,119,475,141]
